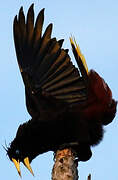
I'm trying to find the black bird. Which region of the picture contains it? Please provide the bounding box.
[7,4,117,177]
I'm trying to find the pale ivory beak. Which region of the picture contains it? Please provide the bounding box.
[12,158,21,177]
[24,157,34,176]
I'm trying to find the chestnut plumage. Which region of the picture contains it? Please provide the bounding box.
[7,4,117,176]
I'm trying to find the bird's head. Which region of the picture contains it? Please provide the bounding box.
[70,37,117,124]
[7,125,34,177]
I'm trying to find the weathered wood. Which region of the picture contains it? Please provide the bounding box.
[52,148,78,180]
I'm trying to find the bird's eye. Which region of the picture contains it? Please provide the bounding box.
[16,149,20,155]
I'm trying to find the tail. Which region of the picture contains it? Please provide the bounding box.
[70,37,89,82]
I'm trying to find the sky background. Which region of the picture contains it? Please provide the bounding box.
[0,0,118,179]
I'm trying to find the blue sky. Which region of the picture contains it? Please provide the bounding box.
[0,0,118,179]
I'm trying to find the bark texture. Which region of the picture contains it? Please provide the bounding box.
[52,148,78,180]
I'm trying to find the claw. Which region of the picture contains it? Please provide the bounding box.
[24,157,34,176]
[12,158,21,177]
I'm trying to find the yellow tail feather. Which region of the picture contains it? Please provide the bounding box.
[70,36,88,74]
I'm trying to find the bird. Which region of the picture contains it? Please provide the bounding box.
[7,4,117,177]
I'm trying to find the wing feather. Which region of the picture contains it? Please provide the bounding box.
[26,4,34,43]
[13,4,87,117]
[33,8,44,46]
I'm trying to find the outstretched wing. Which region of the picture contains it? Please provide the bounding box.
[13,4,87,118]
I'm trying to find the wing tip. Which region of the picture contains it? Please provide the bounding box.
[27,3,34,18]
[14,15,18,22]
[58,39,64,47]
[19,6,23,13]
[29,3,34,11]
[13,15,18,31]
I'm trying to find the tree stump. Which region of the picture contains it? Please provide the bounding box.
[52,148,78,180]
